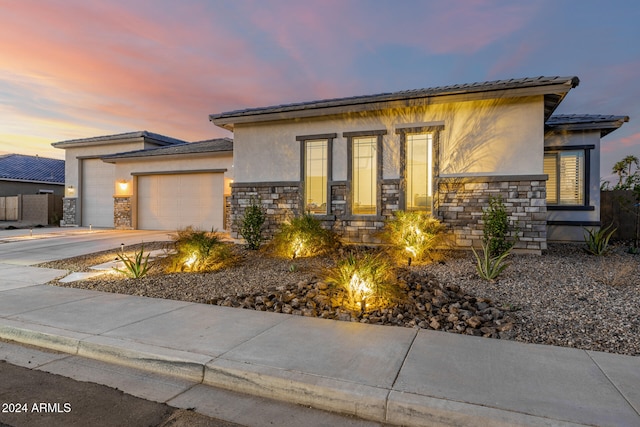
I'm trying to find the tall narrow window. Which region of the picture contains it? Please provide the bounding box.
[352,136,377,215]
[406,133,433,212]
[544,150,585,206]
[304,139,328,214]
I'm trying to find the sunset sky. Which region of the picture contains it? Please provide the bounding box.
[0,0,638,182]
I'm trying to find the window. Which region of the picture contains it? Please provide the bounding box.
[405,133,433,212]
[544,150,585,206]
[352,136,377,215]
[304,139,328,214]
[298,133,335,215]
[396,125,442,212]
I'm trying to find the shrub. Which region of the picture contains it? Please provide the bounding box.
[269,213,339,259]
[472,240,510,281]
[324,252,401,312]
[482,196,516,257]
[239,199,266,250]
[584,223,616,256]
[114,245,152,278]
[168,227,235,272]
[381,211,448,265]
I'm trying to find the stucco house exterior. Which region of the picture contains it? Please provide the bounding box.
[210,76,628,253]
[52,132,233,231]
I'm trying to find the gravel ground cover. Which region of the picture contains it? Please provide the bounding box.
[40,242,640,356]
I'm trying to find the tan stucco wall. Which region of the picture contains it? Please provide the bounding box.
[232,96,544,183]
[60,141,149,193]
[112,153,234,191]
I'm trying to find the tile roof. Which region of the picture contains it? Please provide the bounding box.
[101,138,233,161]
[210,76,580,126]
[0,154,64,184]
[52,131,187,148]
[546,114,629,137]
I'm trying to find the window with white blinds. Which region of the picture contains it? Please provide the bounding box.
[544,150,585,206]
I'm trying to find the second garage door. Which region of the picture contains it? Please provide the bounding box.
[137,173,224,231]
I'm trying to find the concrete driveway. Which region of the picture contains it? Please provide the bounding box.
[0,227,173,266]
[0,227,173,291]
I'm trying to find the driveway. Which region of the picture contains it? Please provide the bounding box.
[0,227,174,266]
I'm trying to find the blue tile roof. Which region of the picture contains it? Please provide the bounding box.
[0,154,65,184]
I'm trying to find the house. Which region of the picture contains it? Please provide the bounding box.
[0,154,65,224]
[52,131,234,231]
[0,154,64,196]
[210,76,628,253]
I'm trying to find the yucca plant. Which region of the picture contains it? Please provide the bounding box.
[324,252,401,312]
[381,211,448,265]
[270,213,339,259]
[584,223,617,256]
[471,241,510,281]
[114,245,152,278]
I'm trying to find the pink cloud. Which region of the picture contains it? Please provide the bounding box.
[602,132,640,154]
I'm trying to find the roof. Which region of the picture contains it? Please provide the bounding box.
[546,114,629,137]
[0,154,64,184]
[52,131,187,149]
[101,138,233,162]
[211,76,580,130]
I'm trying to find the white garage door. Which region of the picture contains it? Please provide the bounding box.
[82,159,115,227]
[137,173,224,231]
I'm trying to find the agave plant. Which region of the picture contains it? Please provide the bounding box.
[584,223,617,256]
[471,241,510,281]
[113,245,152,278]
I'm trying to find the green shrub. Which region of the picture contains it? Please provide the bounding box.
[324,252,401,313]
[472,240,510,281]
[169,227,235,272]
[482,196,516,257]
[584,223,616,256]
[239,199,266,250]
[270,213,339,259]
[381,211,448,265]
[114,245,152,278]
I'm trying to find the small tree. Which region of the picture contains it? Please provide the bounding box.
[238,199,266,250]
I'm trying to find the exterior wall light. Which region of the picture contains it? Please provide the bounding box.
[66,185,76,197]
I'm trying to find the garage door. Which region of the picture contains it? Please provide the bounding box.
[137,173,224,231]
[82,159,115,227]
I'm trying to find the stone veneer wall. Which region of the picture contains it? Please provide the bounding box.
[230,180,401,244]
[62,197,77,226]
[437,176,547,252]
[114,197,132,230]
[230,177,547,250]
[229,183,301,239]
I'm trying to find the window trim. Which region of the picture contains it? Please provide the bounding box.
[344,130,386,218]
[544,145,594,210]
[396,126,443,212]
[297,133,335,215]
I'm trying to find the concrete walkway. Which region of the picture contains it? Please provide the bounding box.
[0,228,638,426]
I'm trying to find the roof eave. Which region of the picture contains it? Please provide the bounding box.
[211,79,578,130]
[546,116,629,137]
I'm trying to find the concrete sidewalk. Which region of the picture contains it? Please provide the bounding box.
[0,228,638,426]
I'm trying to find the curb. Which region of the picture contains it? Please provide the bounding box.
[0,319,592,426]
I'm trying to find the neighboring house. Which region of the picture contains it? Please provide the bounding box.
[0,154,65,224]
[210,76,628,253]
[52,131,234,231]
[0,154,64,196]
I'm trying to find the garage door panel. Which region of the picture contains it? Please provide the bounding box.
[137,173,223,231]
[82,159,115,227]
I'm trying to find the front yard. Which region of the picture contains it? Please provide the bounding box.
[40,241,640,356]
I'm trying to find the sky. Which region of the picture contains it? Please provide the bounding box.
[0,0,638,182]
